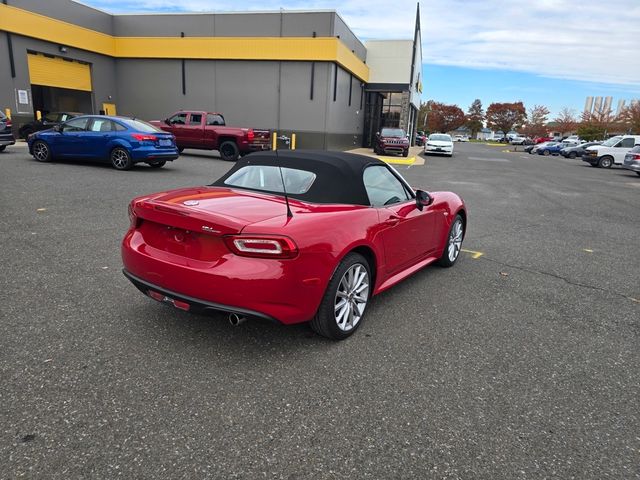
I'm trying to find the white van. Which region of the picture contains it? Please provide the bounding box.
[582,135,640,168]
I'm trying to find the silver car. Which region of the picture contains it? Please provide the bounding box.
[622,145,640,176]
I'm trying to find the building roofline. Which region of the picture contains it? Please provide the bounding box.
[73,2,337,16]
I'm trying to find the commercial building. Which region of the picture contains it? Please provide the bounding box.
[0,0,422,150]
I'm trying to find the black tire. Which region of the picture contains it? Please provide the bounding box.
[219,141,240,161]
[32,140,51,162]
[590,163,598,168]
[569,152,577,159]
[178,147,184,154]
[598,156,613,168]
[636,172,640,177]
[0,145,5,152]
[310,252,371,340]
[20,128,33,140]
[110,147,133,170]
[148,161,166,168]
[437,214,464,267]
[403,149,409,158]
[542,149,550,156]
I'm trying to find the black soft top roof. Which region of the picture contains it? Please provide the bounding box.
[212,150,389,205]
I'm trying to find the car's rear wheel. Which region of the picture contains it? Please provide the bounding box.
[543,149,550,156]
[636,172,640,177]
[32,140,51,162]
[20,128,33,139]
[598,156,613,168]
[219,141,239,161]
[311,252,371,340]
[111,147,133,170]
[438,214,464,267]
[148,161,166,168]
[569,152,577,159]
[0,145,5,152]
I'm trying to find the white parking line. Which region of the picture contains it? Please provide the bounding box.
[468,156,510,162]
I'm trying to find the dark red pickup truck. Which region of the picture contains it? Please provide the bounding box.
[150,111,271,161]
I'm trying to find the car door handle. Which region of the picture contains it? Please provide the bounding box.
[385,215,402,226]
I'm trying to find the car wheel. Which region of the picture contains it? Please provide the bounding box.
[178,147,184,154]
[569,152,577,159]
[148,161,166,168]
[0,145,5,152]
[543,149,550,156]
[403,149,409,158]
[32,140,51,162]
[20,128,33,139]
[438,214,464,267]
[636,172,640,177]
[219,141,239,161]
[110,147,133,170]
[598,156,613,168]
[311,252,371,340]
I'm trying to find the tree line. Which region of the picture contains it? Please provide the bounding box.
[418,99,640,141]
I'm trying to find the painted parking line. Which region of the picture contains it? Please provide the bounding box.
[468,156,510,162]
[379,155,416,166]
[461,248,484,259]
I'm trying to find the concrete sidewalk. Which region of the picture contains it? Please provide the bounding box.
[346,145,425,166]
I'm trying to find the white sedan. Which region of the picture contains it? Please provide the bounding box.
[424,133,454,157]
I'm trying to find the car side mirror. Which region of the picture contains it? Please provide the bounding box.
[375,132,380,137]
[415,190,433,210]
[164,118,170,125]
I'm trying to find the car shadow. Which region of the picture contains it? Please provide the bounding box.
[32,157,175,172]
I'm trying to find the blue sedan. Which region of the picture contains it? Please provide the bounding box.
[537,142,565,156]
[27,115,179,170]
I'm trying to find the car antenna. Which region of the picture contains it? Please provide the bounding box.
[276,149,293,218]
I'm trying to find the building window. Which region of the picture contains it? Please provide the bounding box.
[380,92,403,128]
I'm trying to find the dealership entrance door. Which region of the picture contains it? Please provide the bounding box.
[27,52,93,117]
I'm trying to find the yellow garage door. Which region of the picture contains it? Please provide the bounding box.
[27,53,92,91]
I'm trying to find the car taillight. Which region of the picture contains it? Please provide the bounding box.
[223,235,298,259]
[247,129,255,142]
[131,133,157,142]
[632,154,640,160]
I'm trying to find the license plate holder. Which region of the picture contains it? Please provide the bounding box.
[159,139,172,147]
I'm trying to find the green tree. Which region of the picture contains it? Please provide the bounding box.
[576,123,606,141]
[465,99,484,139]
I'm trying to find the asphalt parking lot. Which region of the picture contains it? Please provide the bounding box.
[1,142,639,478]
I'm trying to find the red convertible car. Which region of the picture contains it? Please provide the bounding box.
[121,151,466,339]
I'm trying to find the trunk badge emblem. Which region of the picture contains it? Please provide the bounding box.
[183,200,199,206]
[202,226,220,234]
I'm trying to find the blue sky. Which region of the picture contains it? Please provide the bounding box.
[81,0,640,118]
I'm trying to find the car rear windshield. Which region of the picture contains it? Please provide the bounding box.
[119,119,161,133]
[381,128,405,137]
[429,134,451,142]
[629,145,640,153]
[224,165,317,195]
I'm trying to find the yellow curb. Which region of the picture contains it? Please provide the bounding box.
[379,156,416,165]
[487,143,505,147]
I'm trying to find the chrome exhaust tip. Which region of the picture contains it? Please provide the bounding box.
[228,313,247,326]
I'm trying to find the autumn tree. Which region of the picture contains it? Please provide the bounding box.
[522,104,550,138]
[579,105,616,140]
[553,108,578,136]
[426,101,465,133]
[465,99,484,138]
[618,102,640,134]
[485,102,527,136]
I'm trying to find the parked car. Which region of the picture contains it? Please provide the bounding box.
[18,111,83,139]
[560,142,601,159]
[622,145,640,176]
[510,135,531,145]
[424,133,454,157]
[0,110,15,152]
[452,135,469,142]
[121,150,467,340]
[524,144,536,154]
[562,135,581,146]
[27,115,178,170]
[150,111,271,161]
[537,142,565,156]
[415,130,427,146]
[582,135,640,168]
[374,127,410,157]
[491,134,505,142]
[533,136,553,144]
[529,141,554,154]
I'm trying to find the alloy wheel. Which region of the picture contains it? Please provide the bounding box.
[334,263,369,332]
[33,142,49,161]
[448,218,464,262]
[112,149,129,169]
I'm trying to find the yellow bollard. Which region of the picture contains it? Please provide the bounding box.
[272,131,277,151]
[36,110,42,121]
[4,108,11,119]
[291,133,296,150]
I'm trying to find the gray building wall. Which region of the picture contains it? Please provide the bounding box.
[0,2,367,150]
